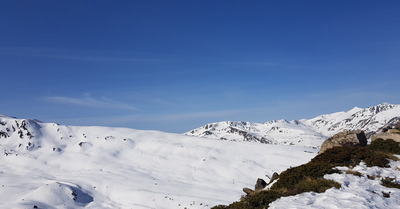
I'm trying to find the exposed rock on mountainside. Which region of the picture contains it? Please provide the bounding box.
[318,130,367,154]
[186,103,400,148]
[0,118,42,155]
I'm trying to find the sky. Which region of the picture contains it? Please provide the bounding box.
[1,0,400,133]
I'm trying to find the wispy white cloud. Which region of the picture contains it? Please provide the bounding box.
[0,46,165,63]
[33,54,165,62]
[42,109,238,133]
[93,109,237,124]
[44,95,137,110]
[222,61,279,66]
[155,110,237,122]
[0,46,59,54]
[49,109,236,127]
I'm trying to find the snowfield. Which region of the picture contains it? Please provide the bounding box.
[0,117,316,209]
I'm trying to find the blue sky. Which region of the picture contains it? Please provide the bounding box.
[1,0,400,133]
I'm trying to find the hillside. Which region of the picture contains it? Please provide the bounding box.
[186,103,400,148]
[0,115,315,209]
[213,128,400,209]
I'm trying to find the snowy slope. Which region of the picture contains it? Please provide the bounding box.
[186,103,400,148]
[0,116,316,209]
[270,159,400,209]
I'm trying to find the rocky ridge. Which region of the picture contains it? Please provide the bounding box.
[186,103,400,148]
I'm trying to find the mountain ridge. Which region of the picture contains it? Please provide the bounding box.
[186,103,400,148]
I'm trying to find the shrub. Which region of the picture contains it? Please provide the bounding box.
[345,170,362,177]
[370,138,400,154]
[242,190,284,208]
[312,144,394,168]
[361,151,390,167]
[312,146,360,166]
[271,162,338,190]
[381,177,400,189]
[212,205,228,209]
[293,178,341,193]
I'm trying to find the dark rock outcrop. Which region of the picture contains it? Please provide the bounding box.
[0,131,9,139]
[255,178,267,191]
[270,172,279,182]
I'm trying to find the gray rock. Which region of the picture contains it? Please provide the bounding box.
[270,172,279,182]
[371,123,400,142]
[371,133,400,143]
[319,130,367,154]
[371,124,400,143]
[255,178,267,191]
[396,122,400,130]
[387,129,400,134]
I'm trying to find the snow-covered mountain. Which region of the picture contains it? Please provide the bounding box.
[186,103,400,148]
[1,103,400,209]
[0,114,315,209]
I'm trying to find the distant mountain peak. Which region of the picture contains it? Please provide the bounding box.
[368,102,396,113]
[264,119,289,124]
[378,102,393,106]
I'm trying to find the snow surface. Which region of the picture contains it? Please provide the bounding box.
[0,116,316,209]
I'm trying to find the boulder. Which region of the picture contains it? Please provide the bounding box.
[387,129,400,134]
[319,130,367,154]
[371,134,400,143]
[271,172,279,181]
[243,187,254,195]
[255,178,267,191]
[267,172,279,184]
[371,132,400,142]
[371,124,400,143]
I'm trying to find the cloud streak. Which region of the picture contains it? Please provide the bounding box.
[33,54,165,62]
[44,96,137,110]
[222,61,280,66]
[0,46,165,63]
[92,109,237,124]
